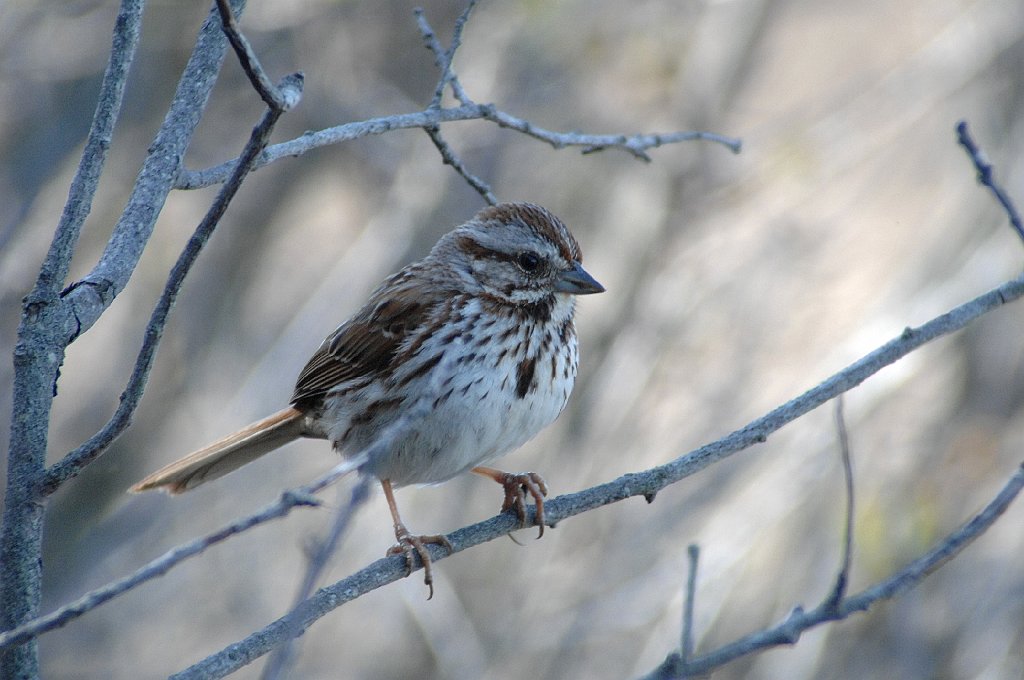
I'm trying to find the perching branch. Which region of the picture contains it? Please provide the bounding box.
[641,119,1024,679]
[7,269,1023,670]
[169,270,1024,678]
[259,355,459,679]
[258,478,372,680]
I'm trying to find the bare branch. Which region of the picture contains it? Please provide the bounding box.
[0,488,321,651]
[641,462,1024,679]
[41,73,304,496]
[681,544,700,663]
[259,478,371,680]
[171,273,1024,678]
[956,120,1024,244]
[0,2,144,675]
[7,272,1021,671]
[423,125,497,205]
[215,0,300,110]
[415,4,477,107]
[414,5,497,203]
[825,395,854,610]
[36,0,145,301]
[2,371,449,652]
[59,0,247,345]
[175,104,743,190]
[0,449,375,652]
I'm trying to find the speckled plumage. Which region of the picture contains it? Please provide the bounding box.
[131,202,603,593]
[291,203,593,486]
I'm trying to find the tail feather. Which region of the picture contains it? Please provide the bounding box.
[130,407,307,494]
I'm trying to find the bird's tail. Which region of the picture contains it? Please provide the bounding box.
[130,407,307,494]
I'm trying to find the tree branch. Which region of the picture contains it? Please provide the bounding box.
[37,0,145,300]
[414,5,498,204]
[175,104,742,190]
[681,544,700,663]
[0,450,373,651]
[8,271,1021,668]
[0,1,145,675]
[40,72,303,495]
[423,125,497,205]
[642,461,1024,679]
[0,487,321,651]
[215,0,297,110]
[416,3,477,108]
[59,0,248,346]
[38,0,299,495]
[825,395,854,609]
[956,120,1024,244]
[258,478,371,680]
[170,272,1024,678]
[1,373,454,651]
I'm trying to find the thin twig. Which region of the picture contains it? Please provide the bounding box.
[682,544,700,663]
[0,489,321,651]
[215,0,297,109]
[414,5,497,203]
[415,3,477,107]
[39,73,304,496]
[175,104,743,190]
[825,395,854,609]
[169,273,1024,678]
[482,105,743,159]
[37,0,145,300]
[956,120,1024,244]
[424,125,497,204]
[0,449,368,652]
[59,0,249,346]
[641,462,1024,679]
[260,478,372,680]
[0,349,450,654]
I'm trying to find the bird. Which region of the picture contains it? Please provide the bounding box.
[131,202,604,595]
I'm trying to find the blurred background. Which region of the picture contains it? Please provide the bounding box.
[2,0,1024,678]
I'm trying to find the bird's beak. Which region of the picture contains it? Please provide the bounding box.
[555,262,605,295]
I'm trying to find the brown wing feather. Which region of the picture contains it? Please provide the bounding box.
[291,278,438,410]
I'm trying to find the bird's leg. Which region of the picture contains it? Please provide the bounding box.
[381,479,452,599]
[472,466,548,538]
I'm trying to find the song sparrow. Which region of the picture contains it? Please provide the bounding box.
[131,202,604,594]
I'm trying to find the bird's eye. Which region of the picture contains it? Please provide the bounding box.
[517,251,541,272]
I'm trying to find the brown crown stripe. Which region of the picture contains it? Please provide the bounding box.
[475,203,581,263]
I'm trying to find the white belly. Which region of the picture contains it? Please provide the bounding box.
[321,297,579,486]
